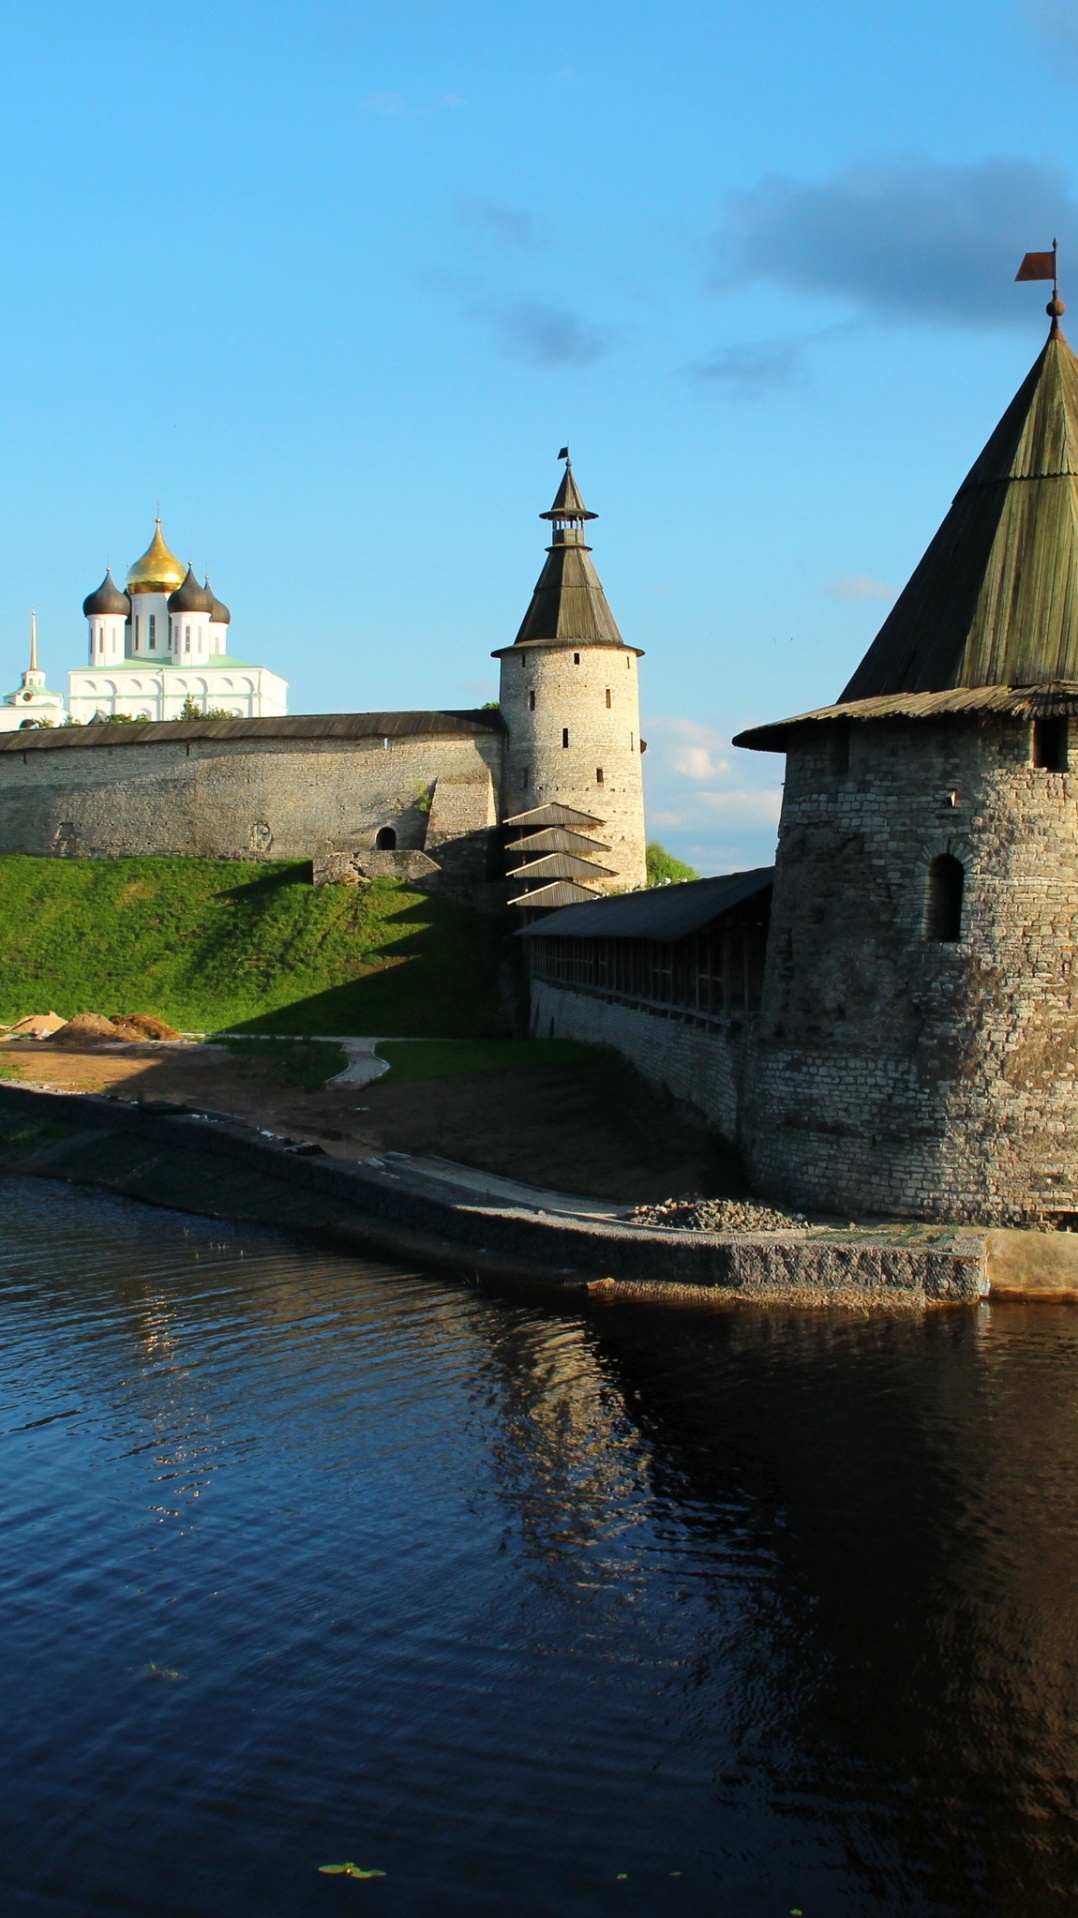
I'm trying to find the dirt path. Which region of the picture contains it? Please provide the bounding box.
[0,1037,738,1203]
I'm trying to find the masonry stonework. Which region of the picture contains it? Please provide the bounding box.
[742,714,1078,1226]
[531,977,747,1139]
[0,718,503,871]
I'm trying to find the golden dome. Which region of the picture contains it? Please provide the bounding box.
[126,519,186,595]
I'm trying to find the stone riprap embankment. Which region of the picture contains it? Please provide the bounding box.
[0,1080,995,1308]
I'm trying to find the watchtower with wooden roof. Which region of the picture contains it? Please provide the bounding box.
[735,294,1078,1226]
[494,456,647,900]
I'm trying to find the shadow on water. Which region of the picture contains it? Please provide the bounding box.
[564,1299,1078,1915]
[3,1178,1078,1915]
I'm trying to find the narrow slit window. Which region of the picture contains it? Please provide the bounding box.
[926,854,964,942]
[605,688,611,708]
[1033,717,1069,770]
[562,727,569,748]
[573,653,580,665]
[827,722,850,777]
[596,767,604,785]
[148,614,156,649]
[529,690,535,710]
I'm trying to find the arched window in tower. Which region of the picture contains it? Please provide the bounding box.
[375,827,397,851]
[926,854,964,942]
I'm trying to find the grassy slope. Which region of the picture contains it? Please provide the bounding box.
[0,856,501,1036]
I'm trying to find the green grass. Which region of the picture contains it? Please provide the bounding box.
[374,1038,603,1082]
[220,1037,347,1089]
[0,856,502,1038]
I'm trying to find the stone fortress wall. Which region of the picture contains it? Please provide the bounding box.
[0,714,504,883]
[743,714,1078,1227]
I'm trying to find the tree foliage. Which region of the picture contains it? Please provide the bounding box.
[646,841,698,888]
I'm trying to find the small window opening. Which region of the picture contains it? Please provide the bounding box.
[529,689,535,710]
[562,727,569,748]
[148,614,156,649]
[826,721,850,777]
[926,854,964,942]
[573,653,580,665]
[605,688,611,708]
[1033,717,1069,770]
[596,767,604,785]
[375,826,397,851]
[519,653,526,668]
[630,732,634,750]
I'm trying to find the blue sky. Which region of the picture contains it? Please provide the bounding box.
[2,0,1077,870]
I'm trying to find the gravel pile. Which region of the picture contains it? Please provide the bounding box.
[627,1194,807,1233]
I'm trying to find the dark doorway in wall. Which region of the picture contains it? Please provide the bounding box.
[1033,716,1069,770]
[926,853,964,941]
[375,827,397,851]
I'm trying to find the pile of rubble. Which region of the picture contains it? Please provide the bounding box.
[627,1194,807,1234]
[5,1011,184,1043]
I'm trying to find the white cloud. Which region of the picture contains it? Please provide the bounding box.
[644,713,783,872]
[645,715,731,780]
[826,575,896,601]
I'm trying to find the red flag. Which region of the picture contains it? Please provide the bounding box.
[1016,250,1056,282]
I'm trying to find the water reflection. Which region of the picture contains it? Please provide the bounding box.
[3,1179,1078,1914]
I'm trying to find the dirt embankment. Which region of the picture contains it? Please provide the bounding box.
[0,1036,738,1203]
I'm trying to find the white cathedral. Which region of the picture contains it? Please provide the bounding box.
[0,519,287,728]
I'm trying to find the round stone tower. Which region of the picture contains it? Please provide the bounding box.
[494,455,647,901]
[736,305,1078,1227]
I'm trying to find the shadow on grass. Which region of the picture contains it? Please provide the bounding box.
[215,890,503,1038]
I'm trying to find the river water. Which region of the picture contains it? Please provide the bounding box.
[3,1179,1078,1917]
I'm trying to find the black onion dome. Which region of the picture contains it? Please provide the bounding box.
[205,577,231,625]
[82,569,131,618]
[167,564,215,615]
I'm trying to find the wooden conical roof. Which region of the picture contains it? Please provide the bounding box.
[844,323,1078,697]
[510,463,625,649]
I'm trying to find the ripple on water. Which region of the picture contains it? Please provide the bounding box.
[2,1177,1078,1915]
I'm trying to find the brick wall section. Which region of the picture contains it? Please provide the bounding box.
[531,976,748,1138]
[744,714,1078,1225]
[0,730,504,864]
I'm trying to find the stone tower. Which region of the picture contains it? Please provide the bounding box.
[495,456,647,901]
[736,306,1078,1227]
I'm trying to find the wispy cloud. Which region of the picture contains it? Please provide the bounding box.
[457,198,541,250]
[361,91,411,117]
[646,716,731,781]
[1024,0,1078,74]
[826,575,896,601]
[644,715,782,872]
[687,336,807,399]
[717,156,1078,329]
[469,295,611,367]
